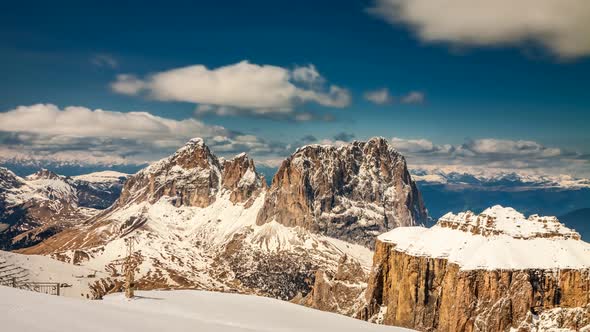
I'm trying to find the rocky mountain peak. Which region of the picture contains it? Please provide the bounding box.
[161,137,221,172]
[257,137,427,247]
[0,167,24,190]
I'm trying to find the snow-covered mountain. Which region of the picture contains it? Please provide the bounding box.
[361,205,590,331]
[20,137,423,309]
[0,168,127,250]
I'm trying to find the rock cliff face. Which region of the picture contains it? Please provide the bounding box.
[360,206,590,331]
[221,153,266,206]
[256,137,427,247]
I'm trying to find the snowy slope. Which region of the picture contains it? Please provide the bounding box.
[0,250,108,298]
[378,206,590,270]
[72,170,129,183]
[0,287,414,332]
[27,192,373,300]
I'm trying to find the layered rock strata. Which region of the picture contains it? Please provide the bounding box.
[360,206,590,331]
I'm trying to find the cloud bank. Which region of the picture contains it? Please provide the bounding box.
[369,0,590,58]
[0,104,282,166]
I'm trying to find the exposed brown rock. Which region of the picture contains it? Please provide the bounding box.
[296,254,368,316]
[360,238,590,332]
[222,153,266,205]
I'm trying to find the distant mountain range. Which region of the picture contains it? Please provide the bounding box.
[410,169,590,226]
[0,160,144,178]
[411,169,590,190]
[0,168,127,250]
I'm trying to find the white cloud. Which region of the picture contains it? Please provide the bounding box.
[111,61,351,114]
[364,88,394,104]
[388,137,589,177]
[0,104,225,141]
[291,64,324,85]
[111,74,145,95]
[401,91,425,104]
[390,137,440,153]
[91,54,118,68]
[369,0,590,58]
[0,104,279,165]
[292,135,590,177]
[465,139,561,157]
[364,89,425,105]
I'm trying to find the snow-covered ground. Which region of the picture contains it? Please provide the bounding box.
[0,286,414,332]
[0,250,107,298]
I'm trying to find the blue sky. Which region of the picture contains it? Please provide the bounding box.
[1,0,589,177]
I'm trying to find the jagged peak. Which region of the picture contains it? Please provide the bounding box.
[438,205,580,240]
[173,137,208,156]
[294,137,399,156]
[231,152,249,160]
[144,138,220,174]
[26,168,62,181]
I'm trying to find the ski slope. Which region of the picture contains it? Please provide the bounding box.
[0,286,414,332]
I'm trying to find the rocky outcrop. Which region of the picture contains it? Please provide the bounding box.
[257,137,427,247]
[295,254,368,316]
[360,206,590,331]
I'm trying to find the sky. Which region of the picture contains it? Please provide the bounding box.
[1,0,589,177]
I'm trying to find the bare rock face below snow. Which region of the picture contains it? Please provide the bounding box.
[256,137,427,247]
[294,254,368,316]
[360,206,590,332]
